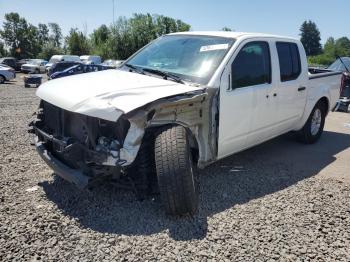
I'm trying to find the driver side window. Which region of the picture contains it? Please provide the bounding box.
[231,41,271,89]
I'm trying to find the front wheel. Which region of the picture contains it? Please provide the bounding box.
[298,102,326,144]
[155,125,199,216]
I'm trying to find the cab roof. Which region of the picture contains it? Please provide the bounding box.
[168,31,298,41]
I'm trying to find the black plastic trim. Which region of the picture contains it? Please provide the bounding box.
[35,139,90,189]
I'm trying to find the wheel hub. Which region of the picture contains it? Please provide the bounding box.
[311,108,322,136]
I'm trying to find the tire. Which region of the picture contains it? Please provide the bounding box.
[24,84,30,88]
[0,75,5,84]
[128,131,157,198]
[155,125,199,216]
[298,101,326,144]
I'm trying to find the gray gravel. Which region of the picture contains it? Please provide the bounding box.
[1,74,350,261]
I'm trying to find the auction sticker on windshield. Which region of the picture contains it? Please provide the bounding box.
[200,43,229,52]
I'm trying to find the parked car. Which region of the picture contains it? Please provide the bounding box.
[30,32,342,216]
[24,74,42,88]
[47,61,82,77]
[50,64,114,79]
[0,57,17,70]
[328,57,350,112]
[80,55,101,65]
[101,59,124,68]
[45,55,81,72]
[0,57,30,71]
[17,59,31,70]
[0,64,16,84]
[21,59,47,73]
[0,63,13,69]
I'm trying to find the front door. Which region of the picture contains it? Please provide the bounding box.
[218,40,273,159]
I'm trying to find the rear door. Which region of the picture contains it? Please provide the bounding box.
[274,42,308,130]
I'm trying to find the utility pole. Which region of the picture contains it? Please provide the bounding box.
[112,0,115,25]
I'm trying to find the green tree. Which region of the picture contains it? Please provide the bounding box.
[90,24,111,60]
[0,12,41,58]
[106,13,191,60]
[38,43,64,60]
[300,20,322,56]
[38,23,50,46]
[48,23,63,47]
[335,37,350,57]
[0,41,8,56]
[65,28,90,56]
[222,27,233,31]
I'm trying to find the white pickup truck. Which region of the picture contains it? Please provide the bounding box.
[31,32,342,216]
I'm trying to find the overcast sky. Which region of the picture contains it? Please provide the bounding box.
[0,0,348,44]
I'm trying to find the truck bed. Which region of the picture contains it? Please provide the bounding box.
[308,67,342,79]
[308,67,343,111]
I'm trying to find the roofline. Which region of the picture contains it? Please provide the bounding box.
[167,31,299,41]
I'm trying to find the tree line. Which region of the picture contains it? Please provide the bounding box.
[1,13,349,66]
[300,20,350,65]
[0,12,190,61]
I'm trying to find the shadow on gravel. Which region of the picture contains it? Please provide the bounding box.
[41,131,350,241]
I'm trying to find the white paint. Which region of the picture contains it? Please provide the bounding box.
[216,34,342,160]
[36,69,203,121]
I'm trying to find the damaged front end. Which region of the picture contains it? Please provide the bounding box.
[29,100,143,188]
[30,86,216,190]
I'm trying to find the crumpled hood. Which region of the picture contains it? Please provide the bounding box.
[36,69,203,121]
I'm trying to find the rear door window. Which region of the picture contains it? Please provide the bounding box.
[276,42,301,82]
[231,41,271,89]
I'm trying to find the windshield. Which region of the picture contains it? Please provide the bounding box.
[48,58,60,64]
[125,35,235,85]
[328,57,350,72]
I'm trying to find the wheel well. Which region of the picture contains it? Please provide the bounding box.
[318,97,329,115]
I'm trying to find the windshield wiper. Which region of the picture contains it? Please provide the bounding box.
[124,64,145,75]
[142,68,185,84]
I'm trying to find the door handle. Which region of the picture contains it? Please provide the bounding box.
[298,86,306,91]
[227,74,232,91]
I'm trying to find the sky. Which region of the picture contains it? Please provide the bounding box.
[0,0,348,44]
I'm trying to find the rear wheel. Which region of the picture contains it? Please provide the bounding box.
[155,125,199,216]
[298,101,326,144]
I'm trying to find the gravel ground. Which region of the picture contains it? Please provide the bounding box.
[1,74,350,261]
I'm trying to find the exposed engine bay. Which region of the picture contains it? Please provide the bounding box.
[31,101,132,180]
